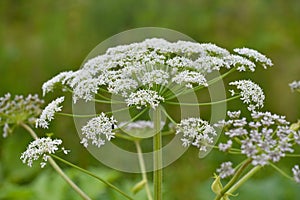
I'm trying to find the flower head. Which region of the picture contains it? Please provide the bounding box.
[233,47,273,69]
[42,71,74,96]
[81,113,117,148]
[216,161,235,179]
[36,97,65,129]
[0,93,44,137]
[176,118,217,153]
[126,89,164,109]
[215,110,295,166]
[20,137,68,168]
[40,38,271,112]
[229,80,265,111]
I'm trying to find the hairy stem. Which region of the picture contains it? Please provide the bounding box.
[135,140,153,200]
[153,107,162,200]
[20,123,91,200]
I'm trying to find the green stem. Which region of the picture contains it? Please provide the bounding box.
[57,113,97,118]
[214,159,251,200]
[93,98,125,104]
[165,95,241,106]
[51,155,133,200]
[20,123,91,200]
[58,106,132,118]
[160,107,177,124]
[285,154,300,157]
[135,141,153,200]
[270,163,294,181]
[226,165,262,195]
[153,107,162,200]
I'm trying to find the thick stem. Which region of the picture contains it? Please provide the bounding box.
[135,140,153,200]
[20,123,91,200]
[153,107,162,200]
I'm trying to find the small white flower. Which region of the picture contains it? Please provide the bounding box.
[20,137,68,168]
[289,80,300,92]
[72,78,105,103]
[233,47,273,69]
[217,161,235,179]
[118,120,157,130]
[229,80,265,111]
[216,110,295,166]
[0,93,44,132]
[42,71,74,96]
[227,110,241,119]
[36,97,65,129]
[176,118,216,153]
[107,78,139,96]
[224,55,256,72]
[81,113,117,148]
[292,165,300,183]
[140,70,169,87]
[218,140,232,152]
[3,123,10,138]
[172,70,208,88]
[125,89,164,109]
[194,56,229,74]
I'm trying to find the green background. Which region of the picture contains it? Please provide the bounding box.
[0,0,300,199]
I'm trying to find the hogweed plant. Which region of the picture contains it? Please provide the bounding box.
[1,36,299,200]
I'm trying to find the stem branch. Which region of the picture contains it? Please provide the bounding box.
[51,155,133,200]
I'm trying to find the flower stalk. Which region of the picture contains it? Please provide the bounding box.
[135,140,153,200]
[51,155,133,200]
[153,107,163,200]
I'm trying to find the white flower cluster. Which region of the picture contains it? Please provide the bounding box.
[41,71,74,96]
[125,89,164,109]
[233,47,273,69]
[81,113,117,148]
[215,111,296,166]
[292,165,300,183]
[229,80,265,111]
[41,38,272,109]
[0,93,44,137]
[119,120,157,130]
[176,117,217,152]
[289,80,300,92]
[172,71,208,88]
[20,137,69,168]
[36,97,65,129]
[216,161,235,179]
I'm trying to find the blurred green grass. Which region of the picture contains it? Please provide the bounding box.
[1,0,300,199]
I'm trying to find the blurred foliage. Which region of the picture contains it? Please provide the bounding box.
[1,0,300,199]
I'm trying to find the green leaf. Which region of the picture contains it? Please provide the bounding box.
[211,174,223,195]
